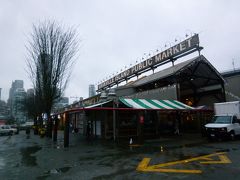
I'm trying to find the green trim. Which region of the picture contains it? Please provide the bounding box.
[147,99,166,109]
[119,98,133,108]
[159,100,177,109]
[119,98,194,110]
[170,99,190,109]
[133,98,151,109]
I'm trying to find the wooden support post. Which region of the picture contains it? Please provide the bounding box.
[113,109,116,141]
[156,111,159,136]
[138,111,145,144]
[53,115,59,142]
[64,113,70,147]
[49,117,53,138]
[94,112,97,137]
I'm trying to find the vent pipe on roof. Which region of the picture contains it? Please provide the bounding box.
[100,91,107,99]
[107,88,116,100]
[108,88,116,96]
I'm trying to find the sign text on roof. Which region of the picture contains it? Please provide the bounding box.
[98,34,200,91]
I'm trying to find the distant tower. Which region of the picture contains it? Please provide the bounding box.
[0,88,2,100]
[8,80,24,117]
[9,80,24,101]
[89,84,96,97]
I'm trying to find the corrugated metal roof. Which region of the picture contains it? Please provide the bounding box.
[130,55,224,87]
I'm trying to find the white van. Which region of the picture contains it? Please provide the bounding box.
[205,101,240,140]
[205,115,240,140]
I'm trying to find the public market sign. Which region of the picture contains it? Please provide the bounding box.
[98,34,200,90]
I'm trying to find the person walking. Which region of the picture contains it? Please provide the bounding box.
[174,112,180,135]
[174,119,180,135]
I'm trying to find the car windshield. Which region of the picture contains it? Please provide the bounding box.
[211,116,232,124]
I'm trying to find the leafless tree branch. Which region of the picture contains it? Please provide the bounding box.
[26,20,79,117]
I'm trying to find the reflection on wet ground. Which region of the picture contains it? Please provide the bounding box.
[36,166,72,180]
[20,146,42,166]
[92,169,134,180]
[0,157,4,170]
[1,131,240,179]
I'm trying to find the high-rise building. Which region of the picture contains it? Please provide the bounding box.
[0,100,10,118]
[27,88,34,97]
[12,88,26,123]
[8,80,24,106]
[89,84,96,97]
[0,88,2,100]
[7,80,26,122]
[0,88,10,120]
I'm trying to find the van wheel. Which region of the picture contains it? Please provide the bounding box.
[230,131,235,140]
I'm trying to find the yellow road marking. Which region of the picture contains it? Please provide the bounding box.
[200,154,231,164]
[136,158,151,170]
[129,144,142,147]
[142,168,202,174]
[137,158,202,174]
[136,152,231,173]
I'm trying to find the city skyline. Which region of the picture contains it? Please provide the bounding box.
[1,1,240,102]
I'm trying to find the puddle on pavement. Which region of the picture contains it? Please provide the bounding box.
[37,166,71,179]
[20,145,42,166]
[92,169,134,179]
[0,157,5,170]
[36,175,49,180]
[59,166,71,173]
[46,166,71,174]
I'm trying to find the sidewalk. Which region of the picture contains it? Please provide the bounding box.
[142,133,207,150]
[54,130,207,151]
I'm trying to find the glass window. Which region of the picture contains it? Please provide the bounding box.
[212,116,232,124]
[232,116,237,124]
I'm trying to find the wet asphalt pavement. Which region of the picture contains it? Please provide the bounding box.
[1,131,240,180]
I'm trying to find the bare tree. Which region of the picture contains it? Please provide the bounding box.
[26,21,79,136]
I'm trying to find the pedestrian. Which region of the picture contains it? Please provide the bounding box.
[70,122,74,133]
[174,112,180,135]
[174,120,180,135]
[26,127,30,139]
[26,127,30,135]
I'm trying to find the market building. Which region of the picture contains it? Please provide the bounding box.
[114,55,225,108]
[57,34,232,146]
[55,34,240,148]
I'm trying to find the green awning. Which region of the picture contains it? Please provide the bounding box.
[119,98,194,110]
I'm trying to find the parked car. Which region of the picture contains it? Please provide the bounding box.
[19,122,34,130]
[0,125,18,136]
[10,124,20,134]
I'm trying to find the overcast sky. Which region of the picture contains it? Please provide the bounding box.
[1,0,240,103]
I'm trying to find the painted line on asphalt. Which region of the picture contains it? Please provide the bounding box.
[129,144,142,147]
